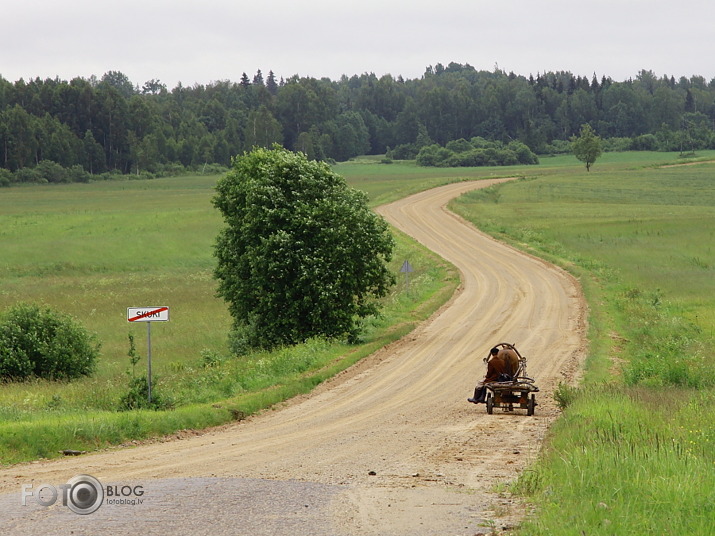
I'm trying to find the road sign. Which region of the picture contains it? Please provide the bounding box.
[126,306,169,404]
[127,306,169,323]
[399,260,414,292]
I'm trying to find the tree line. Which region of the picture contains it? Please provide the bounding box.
[1,63,714,184]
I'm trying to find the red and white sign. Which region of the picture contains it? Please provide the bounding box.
[127,306,170,322]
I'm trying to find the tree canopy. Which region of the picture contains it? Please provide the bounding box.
[213,146,395,352]
[2,65,715,184]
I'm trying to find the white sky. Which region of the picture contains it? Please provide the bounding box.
[2,0,714,88]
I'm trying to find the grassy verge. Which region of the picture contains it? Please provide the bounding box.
[0,169,461,465]
[449,150,715,534]
[515,386,715,534]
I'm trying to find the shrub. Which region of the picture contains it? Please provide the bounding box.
[67,164,91,183]
[154,162,188,177]
[14,167,43,183]
[36,160,69,183]
[508,141,540,164]
[542,139,571,155]
[118,333,171,410]
[601,137,633,152]
[99,169,123,181]
[445,138,473,153]
[386,143,419,160]
[553,382,580,410]
[118,375,172,410]
[417,139,539,167]
[0,303,100,380]
[631,134,657,151]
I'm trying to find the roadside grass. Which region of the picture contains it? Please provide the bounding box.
[0,170,460,464]
[449,150,715,535]
[515,387,715,535]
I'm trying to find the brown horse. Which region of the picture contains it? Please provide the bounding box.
[482,347,519,382]
[468,344,523,403]
[493,347,520,379]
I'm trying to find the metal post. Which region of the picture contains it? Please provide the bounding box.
[400,260,413,293]
[147,322,152,404]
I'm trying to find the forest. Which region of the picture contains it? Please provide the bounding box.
[1,61,714,184]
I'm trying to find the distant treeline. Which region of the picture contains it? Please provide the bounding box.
[1,62,714,184]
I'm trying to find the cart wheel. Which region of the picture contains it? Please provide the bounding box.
[527,394,536,416]
[486,392,494,415]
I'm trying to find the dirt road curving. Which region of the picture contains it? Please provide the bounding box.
[1,179,587,535]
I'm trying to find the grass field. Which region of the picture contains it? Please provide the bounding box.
[450,150,715,535]
[2,152,715,533]
[0,167,470,463]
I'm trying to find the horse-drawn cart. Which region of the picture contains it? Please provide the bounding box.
[484,343,539,416]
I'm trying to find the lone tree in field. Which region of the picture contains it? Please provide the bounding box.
[213,146,395,352]
[571,123,603,171]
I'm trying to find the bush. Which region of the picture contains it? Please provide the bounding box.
[553,382,580,410]
[445,138,473,153]
[99,169,123,181]
[154,162,185,177]
[631,134,657,151]
[417,139,539,167]
[14,167,44,183]
[36,160,69,183]
[508,141,540,164]
[542,139,572,155]
[386,143,419,160]
[67,164,91,183]
[0,303,100,380]
[199,163,229,175]
[601,137,633,152]
[118,375,172,410]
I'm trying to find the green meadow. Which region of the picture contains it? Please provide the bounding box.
[450,151,715,535]
[2,152,715,534]
[0,167,469,463]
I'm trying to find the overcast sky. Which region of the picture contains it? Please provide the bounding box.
[2,0,713,89]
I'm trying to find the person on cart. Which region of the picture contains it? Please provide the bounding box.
[467,346,519,404]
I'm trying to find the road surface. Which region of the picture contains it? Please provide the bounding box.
[1,179,587,535]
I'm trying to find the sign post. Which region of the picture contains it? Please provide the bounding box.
[399,260,414,292]
[127,307,170,404]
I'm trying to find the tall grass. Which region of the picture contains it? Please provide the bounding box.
[516,387,715,535]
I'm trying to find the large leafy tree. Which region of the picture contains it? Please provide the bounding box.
[571,123,602,171]
[213,146,395,352]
